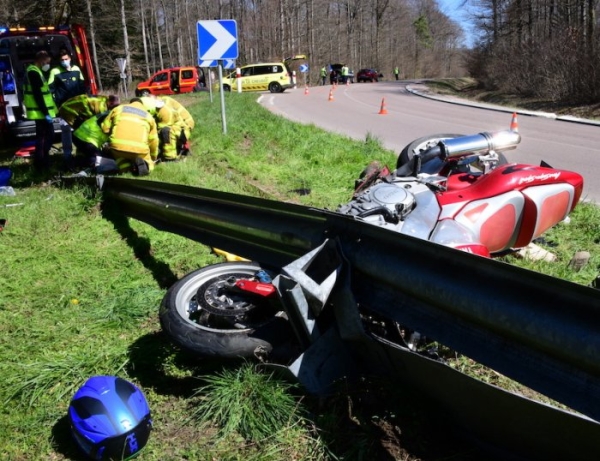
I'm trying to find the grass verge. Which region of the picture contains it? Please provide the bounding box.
[0,91,597,460]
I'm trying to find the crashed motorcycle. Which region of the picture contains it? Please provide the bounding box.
[159,123,584,359]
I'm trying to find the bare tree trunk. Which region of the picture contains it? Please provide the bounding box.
[185,0,195,65]
[140,0,150,78]
[85,0,103,91]
[280,0,286,58]
[308,0,315,79]
[120,0,132,87]
[586,0,596,54]
[154,2,164,69]
[160,0,174,66]
[174,0,184,64]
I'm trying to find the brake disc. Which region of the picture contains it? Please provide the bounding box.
[196,274,260,316]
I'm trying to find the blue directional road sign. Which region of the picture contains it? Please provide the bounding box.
[197,20,238,63]
[299,64,309,73]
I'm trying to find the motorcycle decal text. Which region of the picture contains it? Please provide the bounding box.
[518,172,561,185]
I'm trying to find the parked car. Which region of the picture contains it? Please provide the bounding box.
[357,68,381,83]
[136,66,202,96]
[329,63,354,84]
[222,62,293,93]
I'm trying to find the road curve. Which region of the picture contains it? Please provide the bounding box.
[258,81,600,203]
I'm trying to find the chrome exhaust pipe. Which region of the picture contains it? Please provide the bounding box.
[441,130,521,159]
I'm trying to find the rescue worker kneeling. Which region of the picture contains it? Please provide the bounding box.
[101,99,158,176]
[72,111,109,170]
[71,112,119,174]
[136,96,189,161]
[59,94,120,129]
[159,96,194,156]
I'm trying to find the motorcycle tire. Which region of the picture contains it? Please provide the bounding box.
[160,261,292,359]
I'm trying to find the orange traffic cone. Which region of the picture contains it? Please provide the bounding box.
[328,88,334,101]
[304,85,309,95]
[378,98,388,115]
[510,112,519,132]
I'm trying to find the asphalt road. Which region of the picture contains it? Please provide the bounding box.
[258,80,600,203]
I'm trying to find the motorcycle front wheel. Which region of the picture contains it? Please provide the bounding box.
[160,262,292,359]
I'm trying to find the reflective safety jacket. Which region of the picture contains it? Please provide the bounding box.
[159,96,194,130]
[101,101,158,159]
[73,112,109,148]
[157,105,187,132]
[138,96,160,116]
[23,65,57,120]
[48,65,85,107]
[59,95,109,126]
[141,97,185,130]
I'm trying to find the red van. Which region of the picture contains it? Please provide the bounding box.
[135,66,202,96]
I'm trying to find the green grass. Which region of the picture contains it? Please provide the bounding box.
[0,91,597,460]
[498,201,600,283]
[0,92,396,460]
[188,362,328,460]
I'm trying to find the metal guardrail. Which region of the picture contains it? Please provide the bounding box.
[98,177,600,459]
[97,176,600,421]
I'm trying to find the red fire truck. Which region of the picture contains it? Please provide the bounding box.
[0,24,98,140]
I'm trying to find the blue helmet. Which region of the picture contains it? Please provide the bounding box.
[68,376,152,460]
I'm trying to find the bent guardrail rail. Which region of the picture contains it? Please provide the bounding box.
[96,176,600,460]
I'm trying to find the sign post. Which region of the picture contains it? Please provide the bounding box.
[299,63,309,88]
[197,20,238,134]
[115,58,127,98]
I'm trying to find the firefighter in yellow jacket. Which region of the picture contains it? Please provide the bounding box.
[158,96,194,130]
[59,94,120,129]
[137,96,188,161]
[157,96,193,156]
[101,100,158,176]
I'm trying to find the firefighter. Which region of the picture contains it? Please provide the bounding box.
[58,94,120,129]
[158,96,194,155]
[23,50,57,172]
[48,49,85,107]
[48,49,86,167]
[72,112,110,170]
[341,64,349,84]
[101,99,158,176]
[136,96,188,161]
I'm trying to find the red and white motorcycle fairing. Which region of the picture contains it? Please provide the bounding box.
[435,164,583,256]
[339,130,584,258]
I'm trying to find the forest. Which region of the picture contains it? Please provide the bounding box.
[0,0,599,105]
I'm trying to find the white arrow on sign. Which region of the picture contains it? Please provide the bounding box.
[199,21,237,60]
